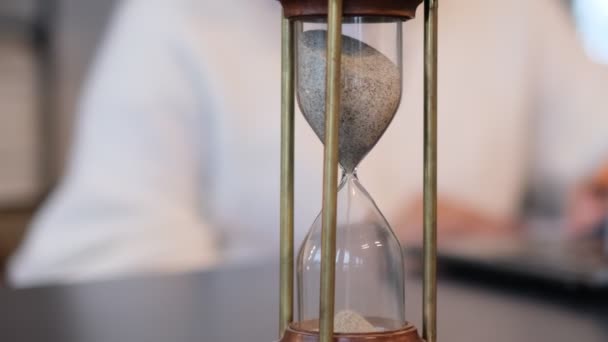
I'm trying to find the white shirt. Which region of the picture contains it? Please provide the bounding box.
[8,0,608,287]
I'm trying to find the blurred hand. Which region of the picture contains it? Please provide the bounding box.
[395,195,516,245]
[566,163,608,237]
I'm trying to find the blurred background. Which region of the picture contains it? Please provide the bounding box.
[0,0,607,284]
[0,0,117,278]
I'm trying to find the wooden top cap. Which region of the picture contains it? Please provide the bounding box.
[279,0,423,20]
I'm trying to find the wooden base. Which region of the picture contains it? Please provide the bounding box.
[280,321,423,342]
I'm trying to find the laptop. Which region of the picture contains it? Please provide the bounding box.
[433,221,608,290]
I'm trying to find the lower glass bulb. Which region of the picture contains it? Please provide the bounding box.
[297,172,406,333]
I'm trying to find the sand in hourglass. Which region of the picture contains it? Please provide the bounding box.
[297,30,401,172]
[334,310,377,333]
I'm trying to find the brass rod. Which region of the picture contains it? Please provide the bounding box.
[319,0,343,342]
[423,1,439,342]
[279,13,295,338]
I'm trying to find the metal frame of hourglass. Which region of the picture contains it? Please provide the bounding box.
[277,0,438,341]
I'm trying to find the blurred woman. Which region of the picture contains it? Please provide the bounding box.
[8,0,608,286]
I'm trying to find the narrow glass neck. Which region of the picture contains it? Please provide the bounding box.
[340,167,359,182]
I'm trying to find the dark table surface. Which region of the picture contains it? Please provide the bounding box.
[1,263,607,342]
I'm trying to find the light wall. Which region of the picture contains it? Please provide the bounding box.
[0,0,117,207]
[0,0,38,206]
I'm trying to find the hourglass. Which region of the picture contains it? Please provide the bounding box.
[278,1,438,342]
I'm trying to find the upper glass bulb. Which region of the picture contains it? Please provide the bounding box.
[296,17,403,173]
